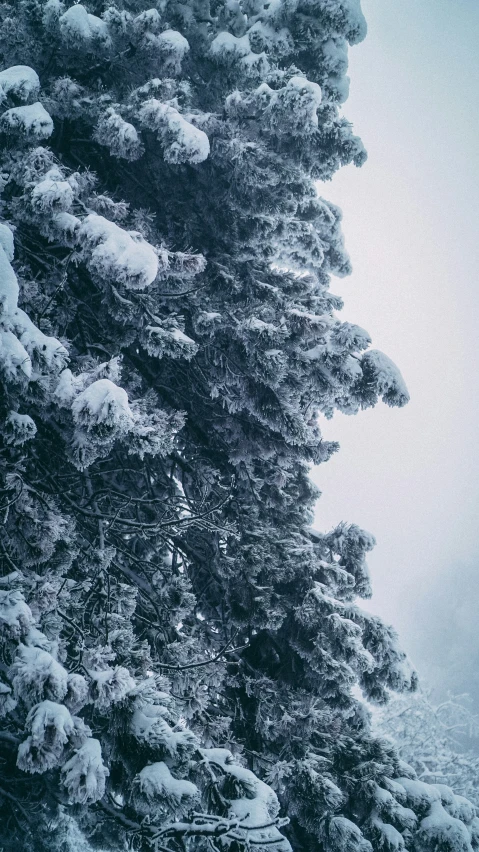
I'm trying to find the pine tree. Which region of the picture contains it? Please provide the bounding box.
[0,2,477,851]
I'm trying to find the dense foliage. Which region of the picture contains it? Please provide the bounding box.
[0,1,477,850]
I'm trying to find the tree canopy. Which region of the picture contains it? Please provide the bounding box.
[0,2,477,851]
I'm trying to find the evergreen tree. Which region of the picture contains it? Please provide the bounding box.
[0,2,476,851]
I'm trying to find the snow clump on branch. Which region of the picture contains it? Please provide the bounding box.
[0,103,54,139]
[61,738,109,804]
[78,214,160,288]
[132,761,199,815]
[0,65,40,102]
[139,99,210,164]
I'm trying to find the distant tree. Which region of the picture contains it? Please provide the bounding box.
[0,2,478,851]
[375,690,479,808]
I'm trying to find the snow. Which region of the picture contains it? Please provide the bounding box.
[0,222,14,261]
[361,350,410,407]
[170,328,196,345]
[450,796,476,824]
[139,99,210,164]
[0,246,45,388]
[332,322,371,352]
[0,590,33,638]
[155,30,190,75]
[54,368,78,407]
[157,29,189,54]
[321,36,348,72]
[0,102,54,139]
[371,818,405,851]
[288,309,331,326]
[198,311,221,323]
[243,317,278,334]
[17,700,75,773]
[143,324,198,360]
[133,8,162,34]
[283,75,322,115]
[50,211,81,245]
[0,680,16,717]
[131,703,197,757]
[13,308,68,371]
[88,666,135,711]
[61,738,109,804]
[31,167,74,212]
[11,644,69,708]
[156,29,190,73]
[211,31,271,76]
[95,109,143,161]
[248,21,292,54]
[65,673,89,714]
[72,379,133,431]
[134,761,199,811]
[228,74,322,134]
[59,5,111,47]
[78,214,159,288]
[0,244,19,315]
[24,626,50,650]
[211,32,252,60]
[396,777,441,810]
[259,74,322,134]
[418,800,473,852]
[212,30,272,75]
[321,816,371,851]
[341,0,368,45]
[302,344,326,361]
[201,748,289,848]
[0,66,40,102]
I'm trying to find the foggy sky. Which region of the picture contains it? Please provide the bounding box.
[312,0,479,698]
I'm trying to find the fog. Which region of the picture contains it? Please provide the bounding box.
[312,0,479,700]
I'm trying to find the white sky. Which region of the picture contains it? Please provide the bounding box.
[312,0,479,694]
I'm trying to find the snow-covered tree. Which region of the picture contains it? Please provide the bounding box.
[0,1,477,851]
[375,690,479,808]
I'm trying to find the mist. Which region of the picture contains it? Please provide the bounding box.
[312,0,479,701]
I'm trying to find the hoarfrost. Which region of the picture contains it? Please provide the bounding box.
[0,253,19,320]
[0,222,14,261]
[0,590,34,637]
[64,673,90,714]
[142,324,198,359]
[13,307,68,371]
[17,700,74,773]
[131,703,197,756]
[88,666,135,711]
[361,350,410,407]
[201,749,289,848]
[61,738,109,804]
[0,103,54,139]
[0,66,40,102]
[0,681,16,717]
[95,108,143,161]
[418,800,472,852]
[11,645,69,708]
[31,167,75,212]
[72,379,133,432]
[78,214,159,288]
[133,761,199,812]
[155,30,190,74]
[139,99,210,164]
[59,5,111,47]
[210,32,269,76]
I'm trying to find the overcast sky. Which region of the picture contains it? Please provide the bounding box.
[312,0,479,698]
